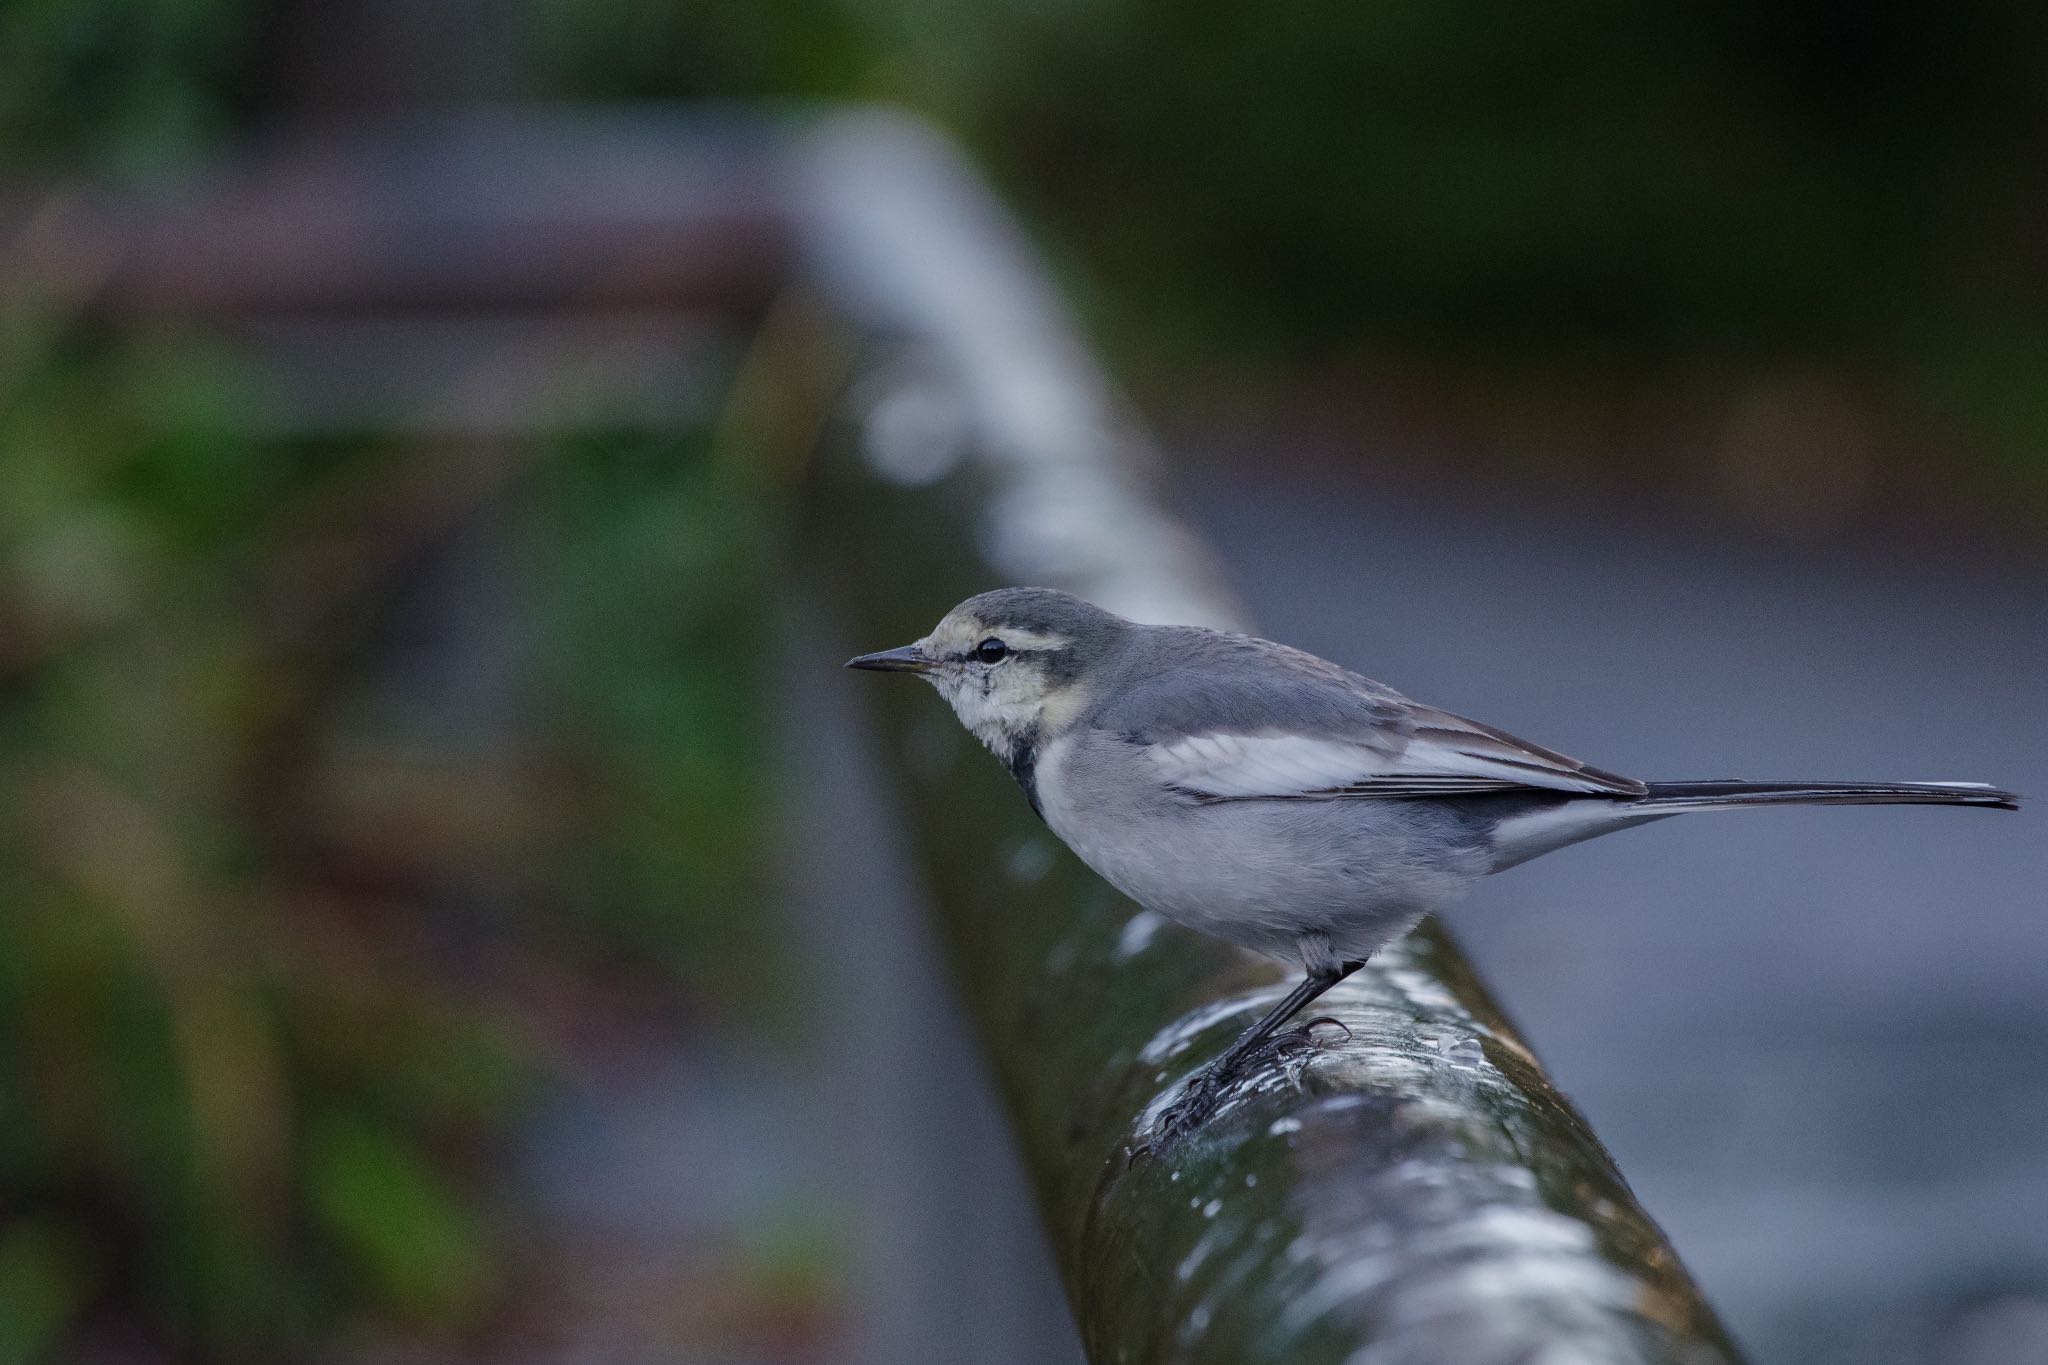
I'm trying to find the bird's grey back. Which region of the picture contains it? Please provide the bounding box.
[1084,624,1413,743]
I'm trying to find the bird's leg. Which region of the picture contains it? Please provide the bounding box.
[1205,966,1350,1074]
[1139,958,1365,1155]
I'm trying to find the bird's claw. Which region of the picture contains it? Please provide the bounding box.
[1130,1067,1230,1164]
[1128,1014,1352,1163]
[1300,1014,1351,1042]
[1248,1016,1348,1066]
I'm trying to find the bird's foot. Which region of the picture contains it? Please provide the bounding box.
[1129,1016,1350,1163]
[1133,1061,1232,1161]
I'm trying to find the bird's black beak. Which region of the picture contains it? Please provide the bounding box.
[845,643,935,674]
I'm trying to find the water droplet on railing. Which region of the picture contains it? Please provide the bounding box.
[1444,1036,1485,1069]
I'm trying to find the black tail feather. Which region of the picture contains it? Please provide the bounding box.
[1640,779,2019,813]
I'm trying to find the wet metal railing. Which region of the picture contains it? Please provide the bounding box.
[790,111,1745,1365]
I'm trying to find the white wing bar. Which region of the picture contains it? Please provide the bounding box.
[1147,725,1644,801]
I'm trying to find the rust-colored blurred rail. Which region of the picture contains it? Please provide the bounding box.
[9,114,791,317]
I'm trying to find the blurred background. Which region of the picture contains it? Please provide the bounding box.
[0,0,2044,1362]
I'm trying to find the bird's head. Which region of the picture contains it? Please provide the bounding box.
[846,587,1127,762]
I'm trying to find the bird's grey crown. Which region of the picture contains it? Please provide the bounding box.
[955,586,1128,644]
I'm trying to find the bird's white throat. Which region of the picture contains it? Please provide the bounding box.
[928,669,1044,765]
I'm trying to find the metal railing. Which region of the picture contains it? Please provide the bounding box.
[789,111,1744,1365]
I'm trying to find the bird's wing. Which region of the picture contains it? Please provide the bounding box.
[1130,671,1638,806]
[1095,628,1646,802]
[1138,701,1645,802]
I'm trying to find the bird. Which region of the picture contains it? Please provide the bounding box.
[847,586,2019,1149]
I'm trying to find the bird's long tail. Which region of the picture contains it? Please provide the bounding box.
[1638,779,2020,813]
[1484,777,2017,872]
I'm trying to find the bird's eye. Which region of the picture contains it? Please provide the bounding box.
[974,637,1009,663]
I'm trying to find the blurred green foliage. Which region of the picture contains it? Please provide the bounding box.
[530,0,2048,506]
[12,0,2048,502]
[0,318,773,1356]
[526,430,772,1000]
[1,17,775,1339]
[0,0,258,176]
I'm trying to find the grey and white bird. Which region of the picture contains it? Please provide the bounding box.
[848,587,2019,1145]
